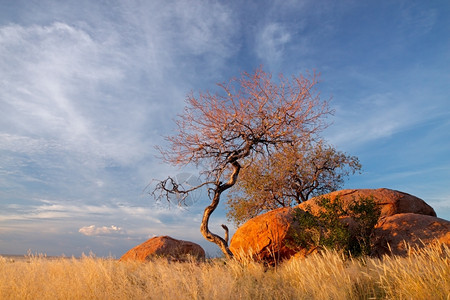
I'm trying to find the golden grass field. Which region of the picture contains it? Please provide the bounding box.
[1,244,448,300]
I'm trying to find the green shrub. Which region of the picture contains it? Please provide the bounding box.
[289,196,381,257]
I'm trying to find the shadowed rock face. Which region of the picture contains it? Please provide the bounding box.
[119,236,205,262]
[372,213,450,256]
[229,188,445,263]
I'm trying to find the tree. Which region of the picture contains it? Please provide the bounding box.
[226,139,361,226]
[154,67,331,258]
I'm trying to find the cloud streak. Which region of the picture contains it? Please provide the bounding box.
[0,22,150,165]
[79,225,125,236]
[256,23,291,65]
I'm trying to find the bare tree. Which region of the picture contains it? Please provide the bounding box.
[154,67,331,258]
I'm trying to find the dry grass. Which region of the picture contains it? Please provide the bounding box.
[0,244,448,300]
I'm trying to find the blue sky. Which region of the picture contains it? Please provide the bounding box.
[0,0,449,257]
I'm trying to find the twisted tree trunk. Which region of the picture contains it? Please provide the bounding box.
[200,161,241,258]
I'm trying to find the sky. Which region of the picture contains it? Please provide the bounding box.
[0,0,449,258]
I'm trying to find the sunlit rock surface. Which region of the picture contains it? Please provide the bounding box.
[120,236,205,262]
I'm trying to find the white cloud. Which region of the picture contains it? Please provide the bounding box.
[255,23,291,65]
[0,20,162,210]
[0,197,209,239]
[0,22,131,161]
[0,1,241,179]
[172,1,237,57]
[0,199,162,223]
[112,0,238,80]
[79,225,124,236]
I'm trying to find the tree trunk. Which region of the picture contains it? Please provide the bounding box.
[200,161,240,259]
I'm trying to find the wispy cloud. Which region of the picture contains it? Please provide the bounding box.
[255,23,292,67]
[79,225,125,236]
[0,0,241,177]
[324,66,447,151]
[326,94,408,148]
[1,199,158,223]
[0,22,132,161]
[0,197,217,255]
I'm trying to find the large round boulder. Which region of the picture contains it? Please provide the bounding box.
[229,207,298,263]
[298,188,436,219]
[230,188,442,262]
[119,236,205,262]
[372,213,450,256]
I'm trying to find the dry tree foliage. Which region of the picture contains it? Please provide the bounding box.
[226,140,361,226]
[154,67,331,257]
[161,68,329,168]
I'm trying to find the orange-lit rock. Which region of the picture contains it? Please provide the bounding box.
[298,188,436,219]
[119,236,205,262]
[372,213,450,256]
[230,188,444,262]
[229,207,299,264]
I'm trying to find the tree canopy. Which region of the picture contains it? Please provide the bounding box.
[226,139,361,226]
